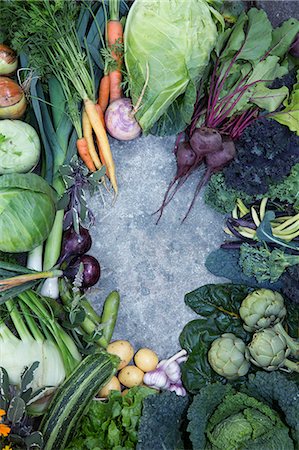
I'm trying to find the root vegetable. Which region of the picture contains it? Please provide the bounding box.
[105,98,141,141]
[107,340,134,370]
[134,348,159,372]
[98,376,121,397]
[0,76,26,119]
[118,365,144,388]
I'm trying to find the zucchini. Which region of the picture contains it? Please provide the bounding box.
[40,352,119,450]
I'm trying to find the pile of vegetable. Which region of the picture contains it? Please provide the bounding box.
[0,0,298,449]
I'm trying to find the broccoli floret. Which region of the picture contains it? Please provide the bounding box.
[239,243,299,283]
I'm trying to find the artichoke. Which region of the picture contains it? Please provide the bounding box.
[248,328,299,373]
[208,333,250,380]
[240,289,286,332]
[240,289,299,358]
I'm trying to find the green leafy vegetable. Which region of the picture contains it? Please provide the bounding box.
[239,243,299,283]
[0,173,56,253]
[273,69,299,135]
[180,284,252,393]
[124,0,223,135]
[137,391,189,450]
[66,387,156,450]
[187,373,297,449]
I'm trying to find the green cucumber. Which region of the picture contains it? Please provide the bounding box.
[40,352,119,450]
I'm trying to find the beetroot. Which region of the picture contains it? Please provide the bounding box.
[155,141,198,223]
[190,127,223,155]
[181,138,236,222]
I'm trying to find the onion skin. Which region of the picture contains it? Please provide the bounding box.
[0,77,26,119]
[0,44,18,76]
[105,98,141,141]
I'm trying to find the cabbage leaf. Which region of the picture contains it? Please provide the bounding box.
[124,0,222,135]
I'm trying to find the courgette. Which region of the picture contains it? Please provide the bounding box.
[40,352,119,450]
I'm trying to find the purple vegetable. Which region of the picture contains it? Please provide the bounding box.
[105,98,141,141]
[181,137,236,222]
[155,141,198,223]
[190,127,223,155]
[59,226,92,263]
[64,254,101,288]
[290,32,299,58]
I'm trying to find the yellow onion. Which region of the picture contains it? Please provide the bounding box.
[0,76,26,119]
[0,44,18,76]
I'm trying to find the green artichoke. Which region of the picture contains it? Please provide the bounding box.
[248,328,299,373]
[239,289,286,332]
[208,333,250,380]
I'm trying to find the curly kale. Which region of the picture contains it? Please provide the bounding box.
[281,265,299,304]
[204,164,299,214]
[137,391,190,450]
[223,118,299,196]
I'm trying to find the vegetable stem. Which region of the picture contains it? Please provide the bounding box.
[274,323,299,357]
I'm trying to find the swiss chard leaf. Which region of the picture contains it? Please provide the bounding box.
[184,283,251,318]
[181,341,224,394]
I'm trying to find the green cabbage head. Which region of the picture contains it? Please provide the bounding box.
[188,384,294,450]
[0,173,56,252]
[124,0,223,135]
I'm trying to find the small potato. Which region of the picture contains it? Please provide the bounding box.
[134,348,159,372]
[98,376,121,397]
[118,365,144,388]
[107,340,134,370]
[121,388,130,397]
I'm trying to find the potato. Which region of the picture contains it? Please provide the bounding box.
[121,388,130,397]
[118,365,144,388]
[98,376,121,397]
[107,340,134,370]
[134,348,159,372]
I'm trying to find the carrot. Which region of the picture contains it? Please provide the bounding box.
[84,98,117,194]
[82,108,102,170]
[98,74,110,112]
[95,103,105,129]
[107,19,123,102]
[95,104,109,176]
[76,137,96,172]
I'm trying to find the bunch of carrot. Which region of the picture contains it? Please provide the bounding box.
[77,0,124,196]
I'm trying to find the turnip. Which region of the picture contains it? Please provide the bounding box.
[105,98,141,141]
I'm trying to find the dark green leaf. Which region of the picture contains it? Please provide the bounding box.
[181,342,224,394]
[7,396,26,423]
[285,298,299,339]
[185,283,250,317]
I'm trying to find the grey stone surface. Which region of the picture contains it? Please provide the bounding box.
[88,135,226,358]
[255,0,299,26]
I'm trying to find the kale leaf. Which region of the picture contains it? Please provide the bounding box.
[223,118,299,196]
[137,391,190,450]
